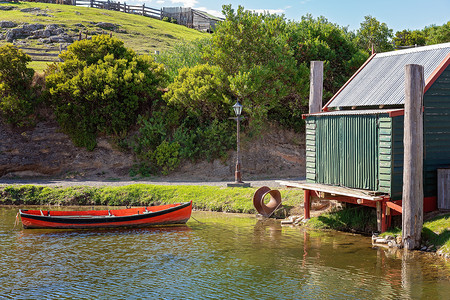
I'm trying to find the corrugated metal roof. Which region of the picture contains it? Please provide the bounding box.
[327,43,450,108]
[304,109,402,117]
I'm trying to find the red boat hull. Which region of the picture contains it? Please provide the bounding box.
[19,202,192,229]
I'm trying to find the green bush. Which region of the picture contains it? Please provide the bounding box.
[45,35,165,150]
[152,141,181,175]
[156,38,210,82]
[163,64,231,122]
[173,119,235,162]
[0,44,38,126]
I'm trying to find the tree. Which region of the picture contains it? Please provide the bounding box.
[203,5,301,127]
[356,15,394,53]
[45,35,165,150]
[394,29,426,47]
[288,15,369,101]
[425,21,450,45]
[163,64,230,122]
[0,44,38,126]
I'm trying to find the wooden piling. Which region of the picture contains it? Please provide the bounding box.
[304,190,311,219]
[402,64,424,250]
[309,61,323,114]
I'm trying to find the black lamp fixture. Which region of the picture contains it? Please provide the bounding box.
[227,100,250,188]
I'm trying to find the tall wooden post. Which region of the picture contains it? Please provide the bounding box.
[402,64,424,250]
[309,61,323,114]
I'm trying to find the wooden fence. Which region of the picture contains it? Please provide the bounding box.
[22,0,163,19]
[18,45,67,62]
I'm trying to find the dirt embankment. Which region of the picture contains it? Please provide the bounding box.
[0,119,305,181]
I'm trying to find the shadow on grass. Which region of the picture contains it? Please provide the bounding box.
[307,205,377,234]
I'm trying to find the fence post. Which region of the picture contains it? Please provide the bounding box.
[402,64,425,250]
[160,8,162,20]
[90,0,93,7]
[142,4,145,16]
[124,2,126,13]
[107,0,110,10]
[309,61,323,114]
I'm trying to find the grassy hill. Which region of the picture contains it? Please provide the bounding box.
[0,2,206,70]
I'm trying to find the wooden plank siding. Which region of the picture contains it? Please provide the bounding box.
[305,118,316,182]
[378,116,392,194]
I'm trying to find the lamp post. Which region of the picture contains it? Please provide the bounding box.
[227,100,250,188]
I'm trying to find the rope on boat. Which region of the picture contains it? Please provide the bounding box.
[12,212,20,230]
[191,216,205,224]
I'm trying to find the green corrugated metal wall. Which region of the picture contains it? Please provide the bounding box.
[315,115,379,190]
[390,116,404,200]
[423,65,450,198]
[389,66,450,200]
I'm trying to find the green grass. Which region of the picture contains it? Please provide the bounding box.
[0,2,206,55]
[306,205,377,233]
[0,184,304,214]
[28,60,53,73]
[381,214,450,254]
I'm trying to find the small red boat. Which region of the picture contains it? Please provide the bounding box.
[19,201,192,229]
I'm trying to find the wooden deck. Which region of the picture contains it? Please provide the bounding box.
[276,181,386,201]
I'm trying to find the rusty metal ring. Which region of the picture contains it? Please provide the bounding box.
[253,186,282,217]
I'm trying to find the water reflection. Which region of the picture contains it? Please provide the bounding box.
[0,207,449,299]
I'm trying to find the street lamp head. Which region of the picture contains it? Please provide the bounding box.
[232,100,243,117]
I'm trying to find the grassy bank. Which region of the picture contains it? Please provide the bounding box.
[380,215,450,256]
[307,205,450,256]
[0,184,304,214]
[306,205,377,233]
[0,2,205,57]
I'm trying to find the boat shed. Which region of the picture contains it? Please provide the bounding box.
[281,42,450,232]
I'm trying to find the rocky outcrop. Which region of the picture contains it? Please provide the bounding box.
[96,22,118,30]
[2,23,73,43]
[0,21,17,28]
[0,120,134,179]
[0,120,305,181]
[0,6,17,11]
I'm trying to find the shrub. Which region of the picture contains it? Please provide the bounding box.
[156,38,210,82]
[163,64,231,122]
[0,44,38,126]
[45,35,165,150]
[152,141,181,175]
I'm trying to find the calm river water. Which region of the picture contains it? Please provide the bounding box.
[0,206,449,299]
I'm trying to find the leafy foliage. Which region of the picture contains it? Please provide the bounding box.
[204,5,301,126]
[393,29,426,47]
[132,112,235,175]
[152,141,181,175]
[288,15,369,101]
[45,35,165,150]
[156,38,211,82]
[0,44,38,126]
[424,21,450,45]
[356,15,394,53]
[163,64,230,121]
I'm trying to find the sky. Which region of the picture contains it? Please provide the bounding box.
[127,0,449,32]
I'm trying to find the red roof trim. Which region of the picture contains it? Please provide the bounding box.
[322,53,377,111]
[388,109,404,117]
[424,53,450,93]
